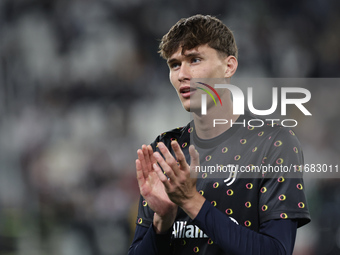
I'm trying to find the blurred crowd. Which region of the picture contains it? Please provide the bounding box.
[0,0,339,254]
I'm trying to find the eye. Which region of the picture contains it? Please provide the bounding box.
[191,57,201,64]
[170,62,180,70]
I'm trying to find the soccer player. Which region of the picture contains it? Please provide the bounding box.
[128,14,310,255]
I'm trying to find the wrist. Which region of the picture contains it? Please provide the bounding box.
[180,191,206,219]
[153,209,177,234]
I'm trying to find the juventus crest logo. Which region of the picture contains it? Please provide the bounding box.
[224,165,238,186]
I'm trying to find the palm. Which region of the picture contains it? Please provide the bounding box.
[140,171,175,216]
[136,145,177,217]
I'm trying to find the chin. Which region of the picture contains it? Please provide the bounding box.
[180,100,190,112]
[183,105,191,112]
[181,99,201,113]
[184,106,201,113]
[186,102,201,113]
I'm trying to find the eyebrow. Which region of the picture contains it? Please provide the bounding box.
[167,52,202,65]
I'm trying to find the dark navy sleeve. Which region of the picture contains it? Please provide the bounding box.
[128,224,172,255]
[128,200,297,255]
[191,200,298,255]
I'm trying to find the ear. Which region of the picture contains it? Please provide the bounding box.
[224,56,238,78]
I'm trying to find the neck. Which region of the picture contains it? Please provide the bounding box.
[192,98,239,140]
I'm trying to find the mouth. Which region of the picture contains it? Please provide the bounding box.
[180,86,196,99]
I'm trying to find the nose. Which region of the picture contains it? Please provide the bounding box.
[178,63,191,82]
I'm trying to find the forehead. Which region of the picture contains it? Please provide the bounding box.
[167,44,218,61]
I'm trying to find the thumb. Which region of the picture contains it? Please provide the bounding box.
[189,145,200,178]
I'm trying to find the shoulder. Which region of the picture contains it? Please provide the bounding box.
[244,113,301,143]
[150,123,191,150]
[263,123,301,150]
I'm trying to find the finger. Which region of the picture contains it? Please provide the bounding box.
[153,151,177,181]
[147,145,157,165]
[157,142,180,175]
[136,159,145,187]
[142,144,152,170]
[189,145,200,178]
[189,145,199,167]
[171,140,187,171]
[153,163,171,190]
[137,148,149,179]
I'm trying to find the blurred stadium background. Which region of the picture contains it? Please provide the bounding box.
[0,0,340,254]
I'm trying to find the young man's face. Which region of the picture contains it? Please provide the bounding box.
[167,44,231,112]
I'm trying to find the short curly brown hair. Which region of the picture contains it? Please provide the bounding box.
[159,14,238,60]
